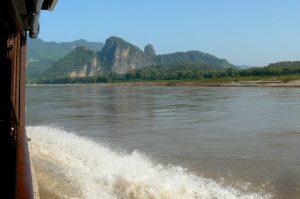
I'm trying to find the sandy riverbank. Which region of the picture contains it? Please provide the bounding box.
[27,79,300,87]
[77,80,300,87]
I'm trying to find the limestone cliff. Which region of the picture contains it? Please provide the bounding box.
[39,36,235,81]
[99,37,154,73]
[69,55,100,78]
[42,46,101,79]
[27,38,104,78]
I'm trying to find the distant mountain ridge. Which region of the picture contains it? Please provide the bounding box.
[267,61,300,68]
[156,51,234,68]
[27,38,104,61]
[26,38,104,78]
[238,65,256,69]
[28,36,236,81]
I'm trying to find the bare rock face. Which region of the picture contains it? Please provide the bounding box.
[69,56,100,78]
[43,46,101,79]
[66,47,101,78]
[100,37,155,74]
[40,37,235,81]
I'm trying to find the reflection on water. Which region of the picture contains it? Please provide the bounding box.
[27,85,300,198]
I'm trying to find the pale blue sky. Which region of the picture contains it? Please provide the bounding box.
[39,0,300,66]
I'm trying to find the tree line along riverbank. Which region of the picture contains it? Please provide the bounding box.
[29,62,300,86]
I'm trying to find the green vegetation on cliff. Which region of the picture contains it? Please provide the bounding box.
[38,47,100,82]
[34,62,300,84]
[27,37,300,85]
[99,36,153,73]
[156,51,234,69]
[27,38,104,79]
[267,61,300,68]
[28,38,103,61]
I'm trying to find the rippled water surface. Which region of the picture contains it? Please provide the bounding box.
[26,85,300,199]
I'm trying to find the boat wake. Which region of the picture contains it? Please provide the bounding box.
[27,125,269,199]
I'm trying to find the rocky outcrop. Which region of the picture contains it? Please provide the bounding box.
[27,38,104,80]
[42,46,101,79]
[69,56,100,77]
[144,44,156,59]
[98,37,234,73]
[39,36,236,80]
[99,37,154,73]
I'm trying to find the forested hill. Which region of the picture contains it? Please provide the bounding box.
[28,36,236,83]
[26,38,104,78]
[156,51,234,68]
[267,61,300,68]
[41,47,101,80]
[27,38,104,61]
[98,36,235,72]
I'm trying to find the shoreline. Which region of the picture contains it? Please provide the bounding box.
[27,80,300,87]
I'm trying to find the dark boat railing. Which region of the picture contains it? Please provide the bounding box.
[4,33,34,198]
[15,35,34,199]
[10,99,34,199]
[16,126,34,199]
[0,1,57,198]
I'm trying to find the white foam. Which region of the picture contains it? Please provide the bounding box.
[27,125,269,199]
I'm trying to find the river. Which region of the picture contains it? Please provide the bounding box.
[26,85,300,199]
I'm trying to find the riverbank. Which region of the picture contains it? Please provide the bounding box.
[86,79,300,87]
[29,79,300,87]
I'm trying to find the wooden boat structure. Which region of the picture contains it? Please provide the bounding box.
[0,0,57,198]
